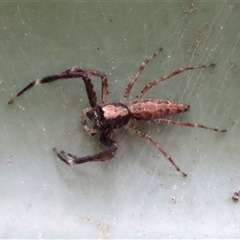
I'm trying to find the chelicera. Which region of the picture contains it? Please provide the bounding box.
[8,48,226,176]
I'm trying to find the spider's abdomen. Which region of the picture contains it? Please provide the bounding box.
[129,99,190,120]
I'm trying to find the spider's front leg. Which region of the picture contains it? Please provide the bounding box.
[8,67,109,107]
[53,130,118,165]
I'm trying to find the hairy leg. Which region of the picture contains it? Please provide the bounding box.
[121,48,163,103]
[53,131,118,165]
[125,126,187,176]
[8,67,109,107]
[136,64,215,99]
[149,118,226,132]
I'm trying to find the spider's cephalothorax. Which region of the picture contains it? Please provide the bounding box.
[86,102,131,131]
[8,48,226,176]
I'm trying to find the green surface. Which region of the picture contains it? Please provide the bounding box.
[1,2,239,238]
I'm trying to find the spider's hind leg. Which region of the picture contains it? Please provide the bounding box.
[125,126,187,177]
[150,119,227,132]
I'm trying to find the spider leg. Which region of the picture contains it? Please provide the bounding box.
[76,69,108,104]
[121,47,163,103]
[136,63,215,99]
[8,67,109,107]
[53,131,118,165]
[125,126,187,177]
[150,119,227,132]
[8,68,97,107]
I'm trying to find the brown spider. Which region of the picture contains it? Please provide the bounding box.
[8,48,226,176]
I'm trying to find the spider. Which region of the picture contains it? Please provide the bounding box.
[8,48,226,176]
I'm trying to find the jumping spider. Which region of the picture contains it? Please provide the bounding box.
[8,48,226,176]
